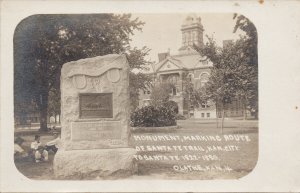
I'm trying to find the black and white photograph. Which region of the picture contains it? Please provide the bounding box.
[1,0,300,192]
[13,13,258,180]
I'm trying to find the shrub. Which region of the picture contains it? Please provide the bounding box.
[175,114,186,120]
[164,100,178,114]
[131,105,176,127]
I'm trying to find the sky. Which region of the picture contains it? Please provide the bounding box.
[130,13,245,63]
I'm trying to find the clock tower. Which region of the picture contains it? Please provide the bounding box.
[179,14,204,52]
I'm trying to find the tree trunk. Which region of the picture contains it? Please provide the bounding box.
[243,104,247,120]
[39,92,49,132]
[243,97,247,120]
[221,108,225,134]
[215,102,218,128]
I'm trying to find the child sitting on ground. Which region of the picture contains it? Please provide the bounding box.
[14,137,28,161]
[30,135,48,163]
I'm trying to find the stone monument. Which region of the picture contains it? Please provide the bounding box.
[53,54,137,179]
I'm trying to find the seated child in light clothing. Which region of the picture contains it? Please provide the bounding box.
[14,137,28,160]
[31,135,48,162]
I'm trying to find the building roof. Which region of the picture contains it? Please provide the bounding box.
[149,52,212,74]
[140,14,211,74]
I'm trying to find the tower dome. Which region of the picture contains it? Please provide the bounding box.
[183,14,201,26]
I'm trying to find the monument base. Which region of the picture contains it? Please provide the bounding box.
[53,148,137,179]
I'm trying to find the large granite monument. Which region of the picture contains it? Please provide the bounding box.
[53,54,137,179]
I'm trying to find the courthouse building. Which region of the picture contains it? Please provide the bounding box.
[138,15,244,119]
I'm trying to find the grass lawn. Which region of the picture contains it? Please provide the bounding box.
[14,134,57,179]
[14,119,258,180]
[130,119,258,179]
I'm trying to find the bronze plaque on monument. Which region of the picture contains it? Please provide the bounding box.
[79,93,113,118]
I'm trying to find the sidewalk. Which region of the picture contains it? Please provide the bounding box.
[179,118,259,123]
[15,124,61,135]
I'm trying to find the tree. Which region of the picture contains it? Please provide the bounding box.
[126,47,153,111]
[191,14,258,134]
[164,100,179,114]
[233,14,258,119]
[182,72,194,118]
[150,82,173,107]
[194,37,249,132]
[47,87,60,123]
[14,14,148,131]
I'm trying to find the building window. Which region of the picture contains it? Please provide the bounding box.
[167,74,179,84]
[201,102,210,109]
[201,113,205,118]
[169,87,177,96]
[200,72,209,87]
[188,73,193,81]
[183,33,187,46]
[194,70,201,79]
[188,31,191,45]
[172,87,177,95]
[147,91,151,94]
[207,113,210,118]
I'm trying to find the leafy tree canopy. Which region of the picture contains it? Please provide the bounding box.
[14,14,150,129]
[192,14,258,119]
[150,82,174,107]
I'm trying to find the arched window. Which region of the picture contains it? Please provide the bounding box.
[172,87,177,95]
[187,73,193,82]
[188,31,192,45]
[200,72,209,87]
[183,33,187,45]
[193,31,197,42]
